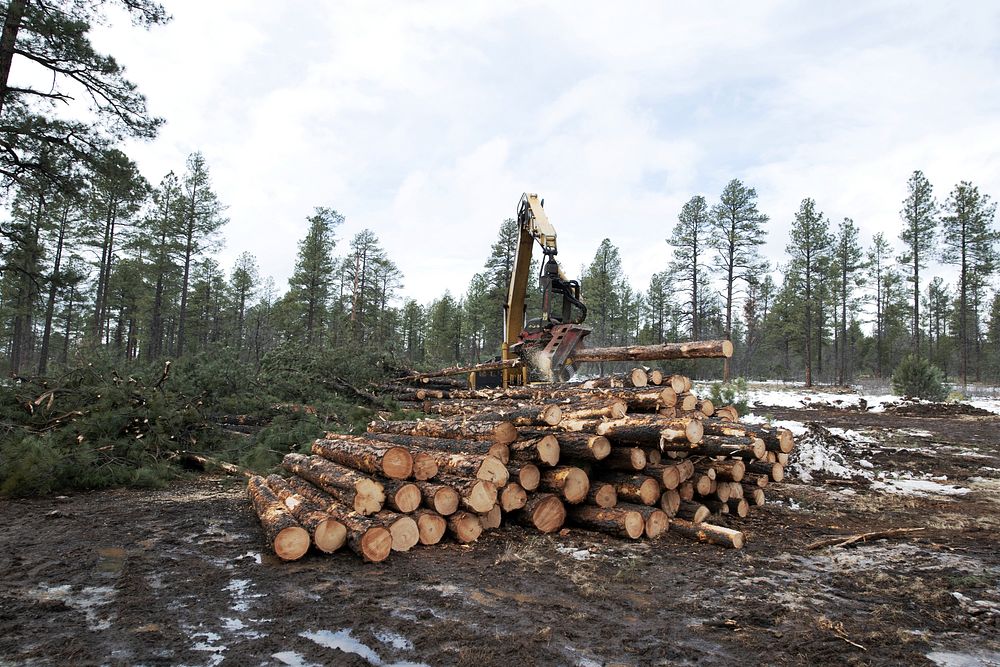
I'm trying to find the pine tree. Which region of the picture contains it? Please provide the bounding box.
[230,252,259,355]
[940,181,997,385]
[787,198,832,387]
[668,195,710,339]
[581,239,626,348]
[832,217,865,384]
[709,179,768,380]
[899,170,938,357]
[287,207,341,346]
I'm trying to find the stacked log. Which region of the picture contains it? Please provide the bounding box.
[245,343,796,561]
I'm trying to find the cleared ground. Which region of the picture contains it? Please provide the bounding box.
[1,402,999,666]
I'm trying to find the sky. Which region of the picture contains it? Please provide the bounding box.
[84,0,1000,304]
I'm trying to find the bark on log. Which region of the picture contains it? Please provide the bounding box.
[743,472,770,488]
[508,463,540,491]
[702,420,793,453]
[648,369,664,386]
[675,393,698,412]
[598,473,660,506]
[500,483,528,512]
[368,418,518,444]
[659,434,765,459]
[280,477,392,562]
[746,461,784,482]
[617,502,669,538]
[705,459,746,482]
[551,433,610,462]
[365,432,510,467]
[586,482,618,508]
[670,518,745,549]
[727,498,750,517]
[311,437,414,481]
[602,446,646,471]
[539,466,590,504]
[247,476,310,561]
[512,493,566,533]
[374,510,420,552]
[392,446,509,487]
[434,474,498,514]
[414,481,460,516]
[580,370,646,389]
[595,416,703,445]
[697,399,715,417]
[743,486,766,505]
[676,500,710,523]
[509,435,560,466]
[281,453,385,515]
[567,505,645,539]
[643,447,662,465]
[394,358,523,382]
[571,340,733,363]
[448,511,484,543]
[465,405,563,427]
[413,509,447,545]
[558,400,628,421]
[265,475,347,554]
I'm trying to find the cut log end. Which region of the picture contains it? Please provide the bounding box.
[432,486,460,516]
[387,516,420,552]
[526,494,566,533]
[643,509,669,539]
[382,446,414,480]
[448,511,484,543]
[412,452,439,481]
[590,435,611,461]
[541,404,563,426]
[359,526,393,562]
[537,434,560,466]
[415,511,447,545]
[273,526,310,561]
[500,483,528,512]
[390,483,422,513]
[588,482,618,508]
[478,456,511,487]
[313,519,347,554]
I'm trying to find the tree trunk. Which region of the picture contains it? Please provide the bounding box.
[572,340,732,364]
[281,453,385,515]
[511,493,565,533]
[38,204,69,375]
[413,481,460,516]
[567,505,644,539]
[670,518,745,549]
[265,475,347,554]
[538,466,590,504]
[311,437,413,480]
[367,418,517,444]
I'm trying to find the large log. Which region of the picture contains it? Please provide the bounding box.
[508,463,541,491]
[670,518,745,549]
[383,445,508,487]
[365,432,510,466]
[586,482,618,508]
[368,418,518,445]
[247,476,310,561]
[702,420,794,453]
[512,493,566,533]
[566,505,644,539]
[382,479,422,513]
[435,473,497,514]
[598,472,660,506]
[374,510,420,552]
[281,453,385,515]
[412,509,447,545]
[500,483,528,512]
[595,416,703,445]
[571,340,733,363]
[311,437,413,480]
[551,433,611,462]
[676,500,710,523]
[280,477,392,562]
[265,475,347,554]
[465,405,563,427]
[413,480,460,516]
[539,466,590,504]
[509,435,560,466]
[393,358,523,382]
[617,502,669,539]
[602,446,647,471]
[659,434,764,459]
[447,511,484,543]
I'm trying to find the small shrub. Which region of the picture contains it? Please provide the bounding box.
[891,355,948,401]
[708,377,749,414]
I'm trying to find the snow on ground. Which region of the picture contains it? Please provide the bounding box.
[737,381,1000,416]
[871,478,971,497]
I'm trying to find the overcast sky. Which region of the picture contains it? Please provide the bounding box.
[91,1,1000,304]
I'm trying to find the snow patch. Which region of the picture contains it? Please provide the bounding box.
[301,629,428,666]
[30,584,115,631]
[556,545,594,560]
[871,479,970,497]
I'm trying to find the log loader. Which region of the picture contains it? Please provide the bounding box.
[501,193,590,386]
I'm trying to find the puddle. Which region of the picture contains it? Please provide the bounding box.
[226,578,263,612]
[273,651,318,667]
[928,649,1000,666]
[301,628,429,667]
[96,547,126,573]
[31,584,115,631]
[374,629,414,651]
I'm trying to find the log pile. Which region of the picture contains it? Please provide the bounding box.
[245,342,792,561]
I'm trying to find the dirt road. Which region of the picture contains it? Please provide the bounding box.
[2,405,999,666]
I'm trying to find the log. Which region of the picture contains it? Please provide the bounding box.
[694,473,714,496]
[646,463,681,490]
[247,476,310,561]
[513,493,566,533]
[670,518,744,549]
[697,399,715,417]
[480,504,502,530]
[746,461,784,482]
[552,433,611,462]
[659,488,681,516]
[702,421,793,453]
[677,500,710,523]
[447,511,484,543]
[265,475,347,554]
[581,370,646,389]
[435,474,497,514]
[558,400,628,421]
[567,505,644,539]
[648,369,664,386]
[599,473,660,506]
[743,486,766,505]
[393,358,523,382]
[743,472,770,488]
[382,479,422,513]
[660,434,765,459]
[465,404,563,427]
[414,481,460,516]
[509,435,560,466]
[365,432,510,466]
[412,452,439,480]
[400,447,508,487]
[677,481,695,501]
[280,477,394,562]
[662,374,691,394]
[281,453,385,515]
[715,405,740,422]
[571,340,733,363]
[500,483,528,512]
[706,459,746,482]
[617,502,669,538]
[596,416,703,445]
[602,446,646,471]
[642,447,662,465]
[413,509,447,545]
[310,437,414,480]
[727,498,750,517]
[375,511,420,552]
[539,466,590,504]
[508,463,540,492]
[675,393,698,412]
[578,387,677,411]
[368,418,518,444]
[586,482,618,508]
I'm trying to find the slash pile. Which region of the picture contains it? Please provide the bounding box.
[246,366,793,563]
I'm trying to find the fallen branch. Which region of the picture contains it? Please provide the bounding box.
[176,451,253,478]
[806,527,926,550]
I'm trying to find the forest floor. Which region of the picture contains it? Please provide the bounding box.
[2,401,1000,666]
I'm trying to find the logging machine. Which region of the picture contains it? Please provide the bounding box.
[501,193,590,387]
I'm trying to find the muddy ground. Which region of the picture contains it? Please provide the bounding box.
[2,405,999,666]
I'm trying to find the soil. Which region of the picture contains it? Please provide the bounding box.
[2,405,1000,666]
